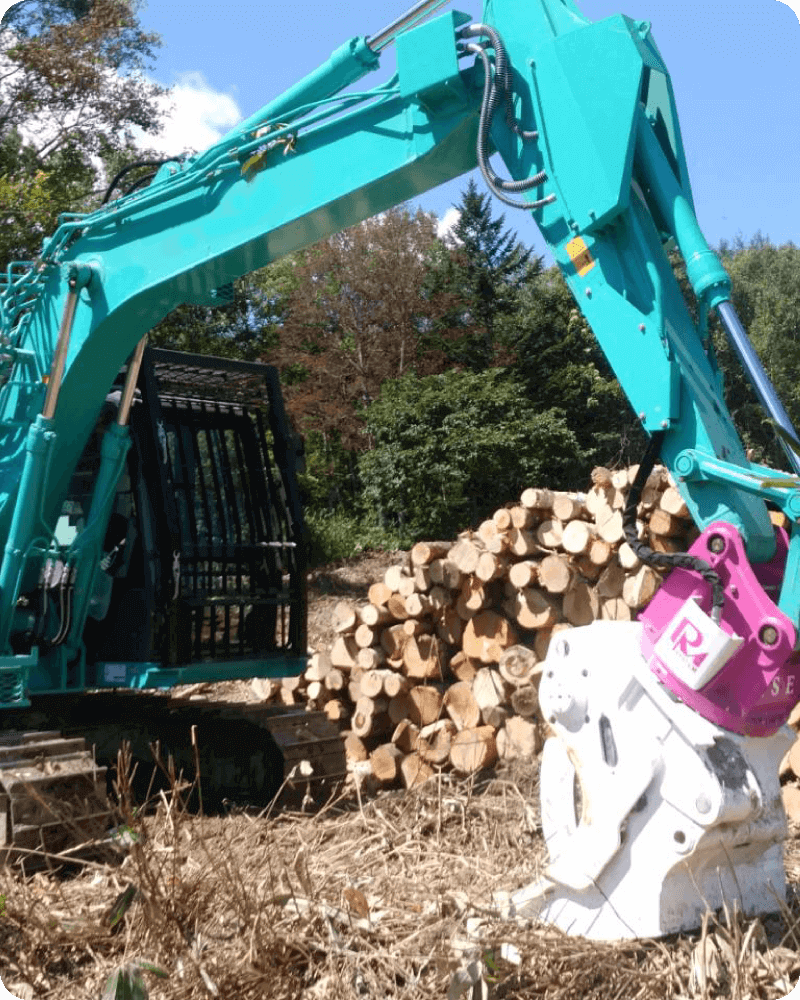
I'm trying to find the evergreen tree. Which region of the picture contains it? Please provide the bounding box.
[508,265,644,478]
[425,179,542,369]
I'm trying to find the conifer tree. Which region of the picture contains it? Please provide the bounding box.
[426,179,542,369]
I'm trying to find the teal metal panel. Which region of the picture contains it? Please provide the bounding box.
[90,658,308,690]
[397,11,472,115]
[530,17,644,231]
[554,217,681,431]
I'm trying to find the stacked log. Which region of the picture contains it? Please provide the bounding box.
[779,702,800,822]
[251,466,697,789]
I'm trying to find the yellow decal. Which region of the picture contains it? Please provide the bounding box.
[566,236,595,277]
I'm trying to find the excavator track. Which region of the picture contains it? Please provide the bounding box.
[0,730,110,871]
[5,693,347,838]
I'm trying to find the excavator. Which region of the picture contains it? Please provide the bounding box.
[0,0,797,941]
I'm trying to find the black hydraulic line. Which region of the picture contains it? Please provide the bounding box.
[622,431,725,622]
[102,159,173,205]
[459,25,555,211]
[123,172,159,197]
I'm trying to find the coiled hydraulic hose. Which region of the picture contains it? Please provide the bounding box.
[459,23,556,211]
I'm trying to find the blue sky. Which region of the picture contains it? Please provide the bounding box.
[128,1,799,258]
[0,0,795,254]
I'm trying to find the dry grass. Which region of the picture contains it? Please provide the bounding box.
[0,751,799,1000]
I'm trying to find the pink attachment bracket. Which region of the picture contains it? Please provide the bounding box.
[640,522,799,737]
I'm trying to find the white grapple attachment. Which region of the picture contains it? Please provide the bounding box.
[511,621,792,940]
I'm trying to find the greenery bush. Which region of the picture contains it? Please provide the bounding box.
[358,367,581,539]
[304,508,412,566]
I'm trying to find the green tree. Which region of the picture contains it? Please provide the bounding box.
[425,179,542,369]
[149,259,299,361]
[507,265,644,478]
[0,0,165,264]
[358,367,580,538]
[710,236,800,469]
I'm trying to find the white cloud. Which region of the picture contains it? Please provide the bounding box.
[437,207,461,241]
[138,72,243,157]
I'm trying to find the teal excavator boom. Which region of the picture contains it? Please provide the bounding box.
[1,0,800,935]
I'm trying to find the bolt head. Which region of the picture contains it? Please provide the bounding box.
[708,534,725,554]
[695,794,711,815]
[760,624,779,647]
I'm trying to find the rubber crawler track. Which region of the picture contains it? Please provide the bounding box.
[3,693,347,826]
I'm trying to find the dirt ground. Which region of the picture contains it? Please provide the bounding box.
[2,553,800,999]
[306,549,405,652]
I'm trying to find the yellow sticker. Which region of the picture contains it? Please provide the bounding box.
[566,236,595,277]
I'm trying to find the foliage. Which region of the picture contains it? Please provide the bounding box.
[358,367,580,538]
[149,260,298,360]
[269,207,451,449]
[506,264,644,477]
[304,508,412,565]
[712,235,800,469]
[0,0,165,264]
[297,427,360,512]
[424,179,542,369]
[101,960,167,1000]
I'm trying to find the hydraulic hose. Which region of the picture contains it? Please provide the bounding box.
[622,431,725,622]
[460,24,555,211]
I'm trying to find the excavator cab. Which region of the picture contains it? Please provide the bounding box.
[82,347,308,683]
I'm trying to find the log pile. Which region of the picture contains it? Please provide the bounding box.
[254,465,698,789]
[779,703,800,822]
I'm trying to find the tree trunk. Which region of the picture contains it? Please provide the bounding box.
[536,519,563,549]
[508,559,540,590]
[510,685,540,719]
[520,487,554,510]
[330,635,359,670]
[401,754,434,788]
[539,553,574,594]
[509,589,559,630]
[418,719,457,765]
[462,610,518,663]
[472,667,506,723]
[343,732,369,764]
[392,719,420,753]
[497,716,540,760]
[370,742,404,784]
[407,686,443,727]
[563,580,600,626]
[411,541,451,566]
